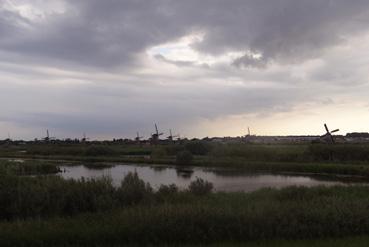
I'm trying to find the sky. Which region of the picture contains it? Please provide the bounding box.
[1,0,369,140]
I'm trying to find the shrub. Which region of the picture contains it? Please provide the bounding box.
[117,172,153,205]
[176,151,193,165]
[188,178,213,195]
[156,184,179,202]
[157,184,178,195]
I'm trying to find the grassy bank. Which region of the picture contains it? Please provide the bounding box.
[0,160,61,176]
[3,142,369,178]
[5,154,369,179]
[1,183,369,246]
[4,142,369,163]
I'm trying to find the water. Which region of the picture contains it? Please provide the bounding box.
[59,164,361,192]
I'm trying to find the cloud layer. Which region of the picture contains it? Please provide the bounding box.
[1,0,369,139]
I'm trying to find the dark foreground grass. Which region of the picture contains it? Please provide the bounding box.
[2,184,369,246]
[195,236,369,247]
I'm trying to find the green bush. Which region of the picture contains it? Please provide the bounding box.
[157,184,178,195]
[117,172,153,205]
[176,150,193,165]
[156,184,179,202]
[188,178,213,195]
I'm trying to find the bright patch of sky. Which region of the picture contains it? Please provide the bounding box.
[147,33,249,67]
[3,0,67,21]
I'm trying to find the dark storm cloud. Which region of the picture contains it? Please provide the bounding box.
[1,0,369,68]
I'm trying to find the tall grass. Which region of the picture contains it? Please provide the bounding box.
[10,142,369,164]
[0,160,60,176]
[0,172,213,220]
[0,186,369,246]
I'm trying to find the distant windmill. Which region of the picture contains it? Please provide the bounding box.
[44,129,56,142]
[176,134,181,141]
[167,129,179,142]
[244,126,252,142]
[151,123,163,145]
[135,132,144,144]
[321,123,339,143]
[81,133,89,142]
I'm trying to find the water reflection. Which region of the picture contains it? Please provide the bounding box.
[59,164,366,192]
[150,165,168,172]
[175,168,194,179]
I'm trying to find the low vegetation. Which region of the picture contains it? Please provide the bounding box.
[0,171,214,220]
[0,174,369,246]
[176,150,194,165]
[4,141,369,178]
[2,141,369,245]
[0,160,60,176]
[5,141,369,163]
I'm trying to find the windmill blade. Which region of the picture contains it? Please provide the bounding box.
[155,124,159,135]
[330,134,335,143]
[324,124,329,133]
[330,129,339,133]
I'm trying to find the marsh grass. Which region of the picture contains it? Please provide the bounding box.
[1,185,369,246]
[0,171,216,220]
[0,160,60,176]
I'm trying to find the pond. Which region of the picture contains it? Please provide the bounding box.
[59,164,365,192]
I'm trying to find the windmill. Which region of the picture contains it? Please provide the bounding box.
[244,126,252,142]
[151,123,163,145]
[176,134,181,141]
[135,132,144,144]
[321,123,339,143]
[81,133,89,142]
[167,129,179,142]
[43,129,56,142]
